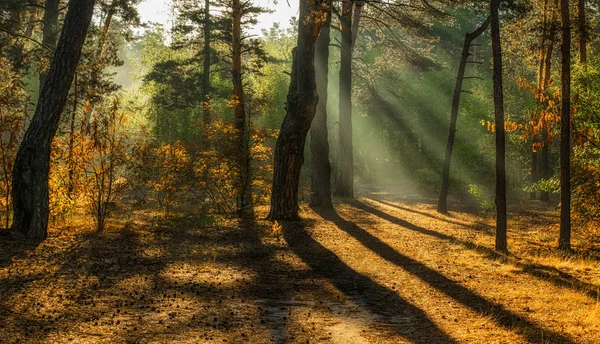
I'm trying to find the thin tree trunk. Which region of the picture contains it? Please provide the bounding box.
[577,0,586,66]
[334,0,355,198]
[530,152,538,200]
[38,0,59,93]
[438,16,490,214]
[66,72,78,198]
[559,0,571,250]
[491,0,507,253]
[268,0,325,220]
[202,0,211,126]
[310,9,333,209]
[96,8,114,58]
[11,0,96,240]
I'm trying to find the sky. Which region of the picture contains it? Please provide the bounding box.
[136,0,299,36]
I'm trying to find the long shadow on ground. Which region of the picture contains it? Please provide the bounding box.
[315,206,574,344]
[283,215,457,344]
[351,199,600,302]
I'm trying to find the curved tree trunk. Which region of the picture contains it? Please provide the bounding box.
[268,0,325,220]
[437,16,490,214]
[309,10,333,209]
[11,0,96,240]
[491,0,507,253]
[559,0,571,250]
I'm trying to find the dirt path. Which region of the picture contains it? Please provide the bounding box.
[0,198,598,343]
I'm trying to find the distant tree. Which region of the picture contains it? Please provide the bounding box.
[310,9,333,210]
[11,0,96,239]
[268,0,326,220]
[491,0,507,253]
[558,0,571,250]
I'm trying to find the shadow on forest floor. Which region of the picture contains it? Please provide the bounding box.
[0,199,597,343]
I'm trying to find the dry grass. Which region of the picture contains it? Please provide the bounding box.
[0,197,598,343]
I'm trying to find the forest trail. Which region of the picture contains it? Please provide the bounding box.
[0,197,599,343]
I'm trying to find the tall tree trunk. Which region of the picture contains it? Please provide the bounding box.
[310,9,333,209]
[437,16,490,214]
[268,0,325,220]
[577,0,586,66]
[491,0,507,253]
[540,0,558,202]
[559,0,571,250]
[231,0,249,212]
[96,7,114,58]
[11,0,96,240]
[38,0,59,93]
[202,0,211,126]
[334,0,355,198]
[530,0,548,201]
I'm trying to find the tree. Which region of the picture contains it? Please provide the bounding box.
[202,0,211,126]
[558,0,571,250]
[334,0,361,198]
[438,16,490,214]
[577,0,586,66]
[268,0,326,220]
[491,0,507,253]
[11,0,96,240]
[310,9,333,210]
[38,0,59,92]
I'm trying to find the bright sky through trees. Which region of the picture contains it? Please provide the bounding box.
[136,0,299,36]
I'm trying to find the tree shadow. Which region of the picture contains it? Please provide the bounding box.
[350,199,600,301]
[314,206,574,344]
[366,197,494,235]
[283,216,457,344]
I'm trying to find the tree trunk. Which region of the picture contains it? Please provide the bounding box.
[11,0,96,240]
[530,152,538,200]
[540,17,555,201]
[437,16,490,214]
[559,0,571,250]
[334,0,355,198]
[231,0,249,212]
[309,9,333,210]
[38,0,59,93]
[577,0,586,66]
[491,0,507,253]
[202,0,211,126]
[268,0,325,220]
[96,7,114,58]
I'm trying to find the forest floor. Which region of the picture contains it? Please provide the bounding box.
[1,195,600,343]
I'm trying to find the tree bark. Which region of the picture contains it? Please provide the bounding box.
[202,0,211,126]
[38,0,59,93]
[268,0,325,220]
[437,16,490,214]
[530,152,538,200]
[231,0,249,212]
[577,0,586,66]
[11,0,96,240]
[559,0,571,250]
[334,0,355,198]
[491,0,507,253]
[309,9,333,210]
